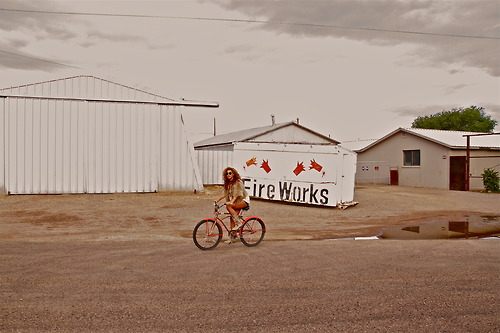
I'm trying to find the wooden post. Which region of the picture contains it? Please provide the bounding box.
[465,136,470,191]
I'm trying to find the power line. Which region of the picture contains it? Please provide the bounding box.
[0,49,79,68]
[1,7,499,41]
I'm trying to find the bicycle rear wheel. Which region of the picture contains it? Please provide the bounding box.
[193,219,222,250]
[240,217,265,247]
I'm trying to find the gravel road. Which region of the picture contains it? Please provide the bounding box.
[1,186,499,332]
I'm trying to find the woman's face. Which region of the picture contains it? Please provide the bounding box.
[225,169,234,181]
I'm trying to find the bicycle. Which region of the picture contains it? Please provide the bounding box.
[192,202,266,250]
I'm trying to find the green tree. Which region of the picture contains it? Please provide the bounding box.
[411,106,497,132]
[482,168,500,193]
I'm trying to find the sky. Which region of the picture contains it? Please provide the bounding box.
[0,0,499,144]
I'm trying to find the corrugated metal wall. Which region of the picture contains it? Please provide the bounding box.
[196,149,234,185]
[0,96,202,194]
[159,105,202,191]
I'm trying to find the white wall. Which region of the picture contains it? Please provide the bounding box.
[355,161,390,184]
[196,147,234,185]
[233,142,356,207]
[252,125,333,144]
[0,97,202,194]
[357,132,449,189]
[357,132,500,190]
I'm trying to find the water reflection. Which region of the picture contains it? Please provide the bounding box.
[380,215,500,240]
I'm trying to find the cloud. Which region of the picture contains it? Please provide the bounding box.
[6,38,28,48]
[87,30,145,43]
[0,1,78,70]
[222,43,269,61]
[483,104,500,121]
[442,84,468,95]
[224,43,254,55]
[392,104,500,122]
[78,30,147,48]
[0,1,75,38]
[214,0,500,76]
[0,46,65,70]
[448,68,464,75]
[391,104,455,118]
[0,1,166,68]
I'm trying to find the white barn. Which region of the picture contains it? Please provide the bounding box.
[195,121,340,185]
[194,121,357,207]
[0,75,218,194]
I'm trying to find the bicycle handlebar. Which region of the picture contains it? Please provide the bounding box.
[214,201,225,211]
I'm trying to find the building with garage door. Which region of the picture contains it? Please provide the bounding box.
[0,75,218,194]
[354,128,500,191]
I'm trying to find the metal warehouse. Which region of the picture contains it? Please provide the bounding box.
[0,75,218,194]
[195,121,357,207]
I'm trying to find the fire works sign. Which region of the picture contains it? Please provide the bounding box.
[234,143,344,207]
[244,178,330,205]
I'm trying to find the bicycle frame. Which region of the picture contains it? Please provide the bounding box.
[193,202,266,250]
[203,203,244,237]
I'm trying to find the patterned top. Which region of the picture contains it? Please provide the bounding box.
[226,180,250,204]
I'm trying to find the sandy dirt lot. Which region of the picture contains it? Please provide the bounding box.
[1,186,499,332]
[1,185,499,242]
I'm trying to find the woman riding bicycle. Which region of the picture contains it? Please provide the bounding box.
[216,167,250,232]
[193,167,264,249]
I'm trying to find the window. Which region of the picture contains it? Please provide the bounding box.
[403,150,420,166]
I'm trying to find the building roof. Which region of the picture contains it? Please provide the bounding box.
[357,128,500,152]
[194,121,339,148]
[0,75,174,100]
[340,139,378,151]
[0,75,219,108]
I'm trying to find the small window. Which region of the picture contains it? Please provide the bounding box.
[403,150,420,166]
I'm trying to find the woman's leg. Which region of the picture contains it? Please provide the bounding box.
[226,200,247,228]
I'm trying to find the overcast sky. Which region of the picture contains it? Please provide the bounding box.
[0,0,499,143]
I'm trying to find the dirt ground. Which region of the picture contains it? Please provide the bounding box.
[1,186,499,332]
[1,185,499,242]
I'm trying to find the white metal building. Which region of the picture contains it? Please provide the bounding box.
[195,121,340,184]
[0,75,218,194]
[194,121,357,207]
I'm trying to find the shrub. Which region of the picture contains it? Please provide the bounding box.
[482,168,500,192]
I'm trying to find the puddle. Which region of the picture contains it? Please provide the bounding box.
[380,215,500,240]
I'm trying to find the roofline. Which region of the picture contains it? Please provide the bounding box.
[449,146,500,151]
[245,122,340,144]
[194,143,234,149]
[0,74,178,102]
[242,122,292,141]
[194,121,340,148]
[462,132,500,137]
[0,94,219,108]
[240,140,338,145]
[399,128,455,148]
[356,128,403,152]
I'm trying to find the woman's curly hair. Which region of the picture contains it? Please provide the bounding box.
[222,167,241,190]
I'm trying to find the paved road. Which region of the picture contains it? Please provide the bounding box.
[1,239,499,332]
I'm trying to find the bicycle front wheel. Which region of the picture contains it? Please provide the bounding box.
[193,219,222,250]
[240,217,266,247]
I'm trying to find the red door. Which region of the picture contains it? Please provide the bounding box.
[390,169,399,185]
[450,156,466,191]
